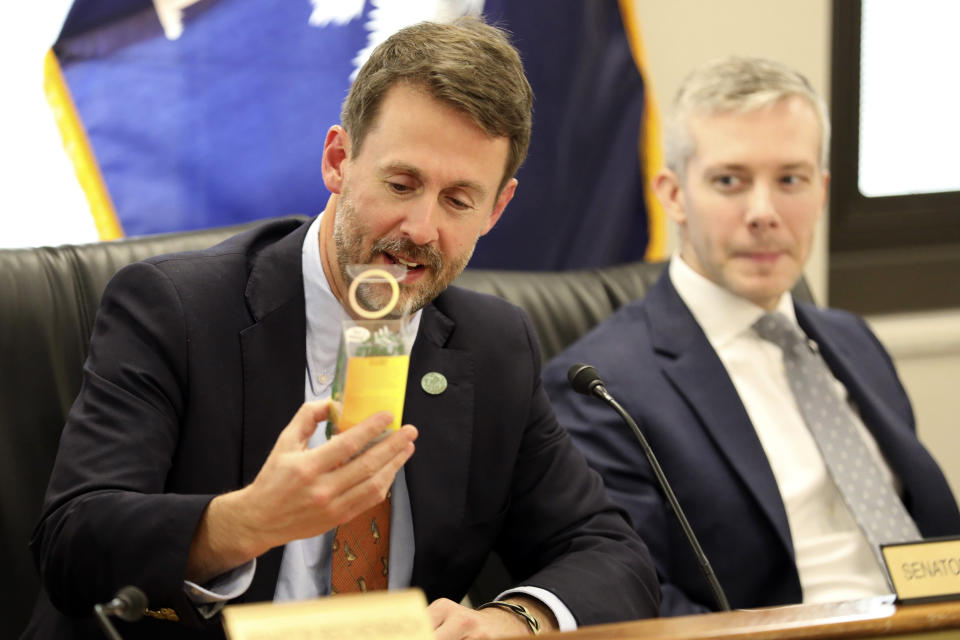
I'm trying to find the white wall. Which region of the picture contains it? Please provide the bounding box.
[867,311,960,499]
[1,4,97,248]
[635,0,960,499]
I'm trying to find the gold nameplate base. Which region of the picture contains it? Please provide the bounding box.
[882,536,960,604]
[222,588,434,640]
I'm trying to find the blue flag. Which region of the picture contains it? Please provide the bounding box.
[52,0,664,267]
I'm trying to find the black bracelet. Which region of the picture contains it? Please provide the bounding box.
[477,600,541,635]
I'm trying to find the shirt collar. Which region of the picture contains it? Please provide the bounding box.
[668,253,798,350]
[302,214,349,395]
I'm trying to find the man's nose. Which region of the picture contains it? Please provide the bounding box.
[400,199,440,246]
[745,183,780,231]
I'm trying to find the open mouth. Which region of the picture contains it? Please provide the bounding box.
[383,251,426,280]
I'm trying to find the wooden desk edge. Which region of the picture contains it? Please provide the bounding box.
[527,599,960,640]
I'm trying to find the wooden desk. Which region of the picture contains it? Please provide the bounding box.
[534,599,960,639]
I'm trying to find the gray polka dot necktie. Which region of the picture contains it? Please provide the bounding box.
[753,312,921,562]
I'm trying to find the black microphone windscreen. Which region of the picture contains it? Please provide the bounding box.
[567,363,603,395]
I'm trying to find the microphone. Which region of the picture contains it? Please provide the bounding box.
[94,585,148,640]
[568,363,731,612]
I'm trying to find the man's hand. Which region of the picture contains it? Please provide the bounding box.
[186,400,417,583]
[428,597,557,639]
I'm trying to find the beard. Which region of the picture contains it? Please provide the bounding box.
[333,192,474,317]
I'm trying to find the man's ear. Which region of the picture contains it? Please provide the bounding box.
[479,178,517,236]
[653,169,687,227]
[322,125,350,194]
[818,170,831,220]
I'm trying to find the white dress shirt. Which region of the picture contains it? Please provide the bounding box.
[669,255,894,603]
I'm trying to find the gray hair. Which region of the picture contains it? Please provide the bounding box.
[663,56,830,176]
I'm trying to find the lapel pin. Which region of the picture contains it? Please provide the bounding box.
[420,372,447,396]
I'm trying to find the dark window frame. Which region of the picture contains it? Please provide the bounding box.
[829,1,960,315]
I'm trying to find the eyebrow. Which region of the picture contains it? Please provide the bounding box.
[779,162,818,172]
[706,161,818,173]
[381,161,489,199]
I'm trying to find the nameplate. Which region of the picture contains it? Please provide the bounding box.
[222,589,434,640]
[882,536,960,604]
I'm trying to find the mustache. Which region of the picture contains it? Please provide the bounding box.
[371,236,443,273]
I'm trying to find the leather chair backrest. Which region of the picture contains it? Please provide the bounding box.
[453,261,667,361]
[0,220,273,639]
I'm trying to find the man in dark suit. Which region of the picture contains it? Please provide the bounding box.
[544,56,960,617]
[26,19,659,639]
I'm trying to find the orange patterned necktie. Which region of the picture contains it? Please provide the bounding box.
[330,494,391,594]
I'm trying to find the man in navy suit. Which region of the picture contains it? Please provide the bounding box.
[27,19,658,639]
[544,56,960,617]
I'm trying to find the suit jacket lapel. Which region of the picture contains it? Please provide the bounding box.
[402,298,474,592]
[796,306,918,485]
[645,275,795,559]
[238,218,311,601]
[797,304,960,535]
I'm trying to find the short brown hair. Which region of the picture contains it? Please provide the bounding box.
[664,56,830,177]
[341,18,533,192]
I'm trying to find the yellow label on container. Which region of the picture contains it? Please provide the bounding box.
[337,354,410,432]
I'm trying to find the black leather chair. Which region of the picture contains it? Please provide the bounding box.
[0,216,808,636]
[1,220,274,639]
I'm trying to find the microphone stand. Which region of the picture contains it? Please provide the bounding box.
[570,364,731,612]
[94,602,124,640]
[94,586,148,640]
